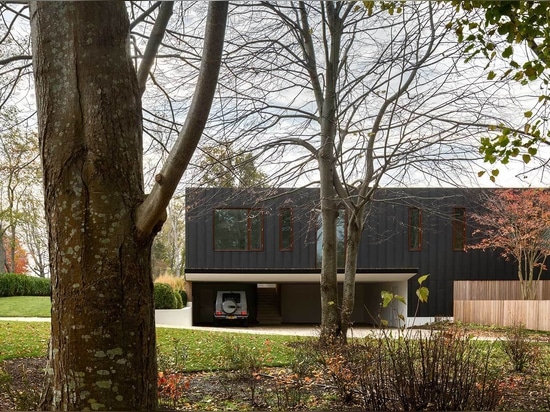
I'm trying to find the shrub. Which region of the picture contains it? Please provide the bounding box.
[314,328,503,411]
[176,289,187,307]
[26,277,51,296]
[0,274,51,297]
[154,283,178,309]
[174,291,183,309]
[501,322,539,372]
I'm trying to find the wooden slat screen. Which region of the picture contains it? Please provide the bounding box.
[453,281,550,331]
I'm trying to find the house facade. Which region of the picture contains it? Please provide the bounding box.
[185,187,537,326]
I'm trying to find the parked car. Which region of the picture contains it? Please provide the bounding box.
[214,291,249,326]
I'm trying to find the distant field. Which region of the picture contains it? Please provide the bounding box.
[0,296,51,317]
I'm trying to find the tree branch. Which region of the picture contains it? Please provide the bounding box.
[135,1,228,241]
[129,1,162,30]
[0,55,32,66]
[137,1,174,96]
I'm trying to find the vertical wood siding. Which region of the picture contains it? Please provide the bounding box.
[454,280,550,331]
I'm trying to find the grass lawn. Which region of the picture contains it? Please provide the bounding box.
[0,321,301,369]
[0,321,50,360]
[0,296,51,317]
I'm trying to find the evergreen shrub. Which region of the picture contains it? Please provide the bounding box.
[174,290,183,309]
[154,283,178,309]
[0,274,51,297]
[176,289,187,307]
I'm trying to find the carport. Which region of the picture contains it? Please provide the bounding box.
[186,269,417,327]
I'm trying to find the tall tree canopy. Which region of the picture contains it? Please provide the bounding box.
[451,1,550,171]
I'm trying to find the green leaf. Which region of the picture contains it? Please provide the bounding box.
[394,294,407,305]
[381,290,393,308]
[524,110,533,118]
[528,147,537,156]
[416,286,429,303]
[418,274,429,285]
[522,154,531,164]
[487,71,497,80]
[478,170,486,177]
[502,45,513,59]
[491,169,499,177]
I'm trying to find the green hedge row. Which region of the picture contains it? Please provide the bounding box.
[0,274,190,308]
[0,273,51,297]
[154,283,187,310]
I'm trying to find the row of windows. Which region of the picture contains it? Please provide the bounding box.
[213,207,467,253]
[213,208,293,251]
[408,207,466,251]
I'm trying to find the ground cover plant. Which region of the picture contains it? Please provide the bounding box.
[1,321,550,410]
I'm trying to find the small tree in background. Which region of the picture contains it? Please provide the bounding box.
[470,189,550,300]
[3,236,28,274]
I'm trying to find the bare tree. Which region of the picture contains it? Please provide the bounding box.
[0,106,40,274]
[209,1,523,340]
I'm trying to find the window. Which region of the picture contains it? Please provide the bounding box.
[279,208,293,251]
[408,207,422,251]
[214,208,263,251]
[316,210,346,267]
[452,207,466,251]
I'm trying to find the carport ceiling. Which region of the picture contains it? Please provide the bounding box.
[185,271,417,283]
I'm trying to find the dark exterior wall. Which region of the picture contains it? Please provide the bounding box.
[358,188,521,317]
[186,187,319,270]
[185,187,549,318]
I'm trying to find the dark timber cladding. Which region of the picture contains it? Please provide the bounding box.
[185,187,546,318]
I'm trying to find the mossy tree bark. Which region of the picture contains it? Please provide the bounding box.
[30,1,227,408]
[31,2,157,410]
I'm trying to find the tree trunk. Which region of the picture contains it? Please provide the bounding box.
[340,210,363,340]
[318,160,340,342]
[30,2,157,410]
[0,225,7,273]
[318,2,344,343]
[9,224,16,273]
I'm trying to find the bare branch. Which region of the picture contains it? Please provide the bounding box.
[137,1,174,96]
[135,1,228,240]
[0,54,31,65]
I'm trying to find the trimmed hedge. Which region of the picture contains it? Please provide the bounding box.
[154,283,178,309]
[0,273,51,297]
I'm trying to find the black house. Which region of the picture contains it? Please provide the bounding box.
[185,187,526,326]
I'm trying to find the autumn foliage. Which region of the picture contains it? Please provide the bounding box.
[470,189,550,300]
[3,237,29,274]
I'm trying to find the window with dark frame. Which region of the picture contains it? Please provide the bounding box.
[408,207,422,251]
[279,208,293,251]
[452,207,466,251]
[213,208,263,251]
[316,210,346,268]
